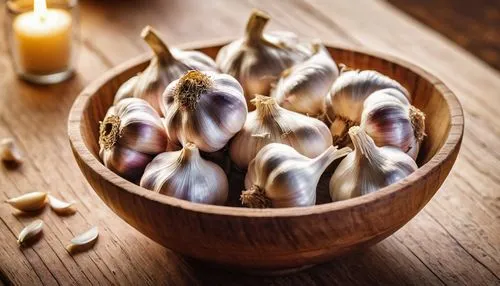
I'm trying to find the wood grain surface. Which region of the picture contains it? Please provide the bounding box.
[0,0,499,285]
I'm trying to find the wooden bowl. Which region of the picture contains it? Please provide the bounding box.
[68,41,463,274]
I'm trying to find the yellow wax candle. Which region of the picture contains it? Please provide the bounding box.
[13,0,72,74]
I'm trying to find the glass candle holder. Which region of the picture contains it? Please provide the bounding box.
[5,0,79,84]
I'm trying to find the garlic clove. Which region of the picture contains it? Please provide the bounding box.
[1,138,23,165]
[6,192,47,212]
[113,75,139,104]
[325,66,411,146]
[216,10,311,109]
[272,43,339,117]
[329,126,418,201]
[140,143,229,205]
[242,143,351,208]
[162,70,247,153]
[17,219,44,245]
[48,195,76,215]
[66,226,99,253]
[229,95,332,169]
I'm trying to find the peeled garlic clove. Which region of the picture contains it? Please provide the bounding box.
[216,10,310,109]
[229,95,332,169]
[48,195,76,214]
[114,26,218,113]
[272,43,339,116]
[17,219,43,245]
[99,98,168,182]
[242,143,351,208]
[361,88,426,160]
[325,65,411,146]
[140,143,228,205]
[329,126,418,201]
[1,138,23,164]
[6,192,47,212]
[162,70,247,152]
[66,226,99,253]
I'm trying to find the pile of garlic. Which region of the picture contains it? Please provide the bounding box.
[101,9,425,208]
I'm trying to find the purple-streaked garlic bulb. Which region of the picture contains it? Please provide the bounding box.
[325,66,411,146]
[361,88,425,160]
[162,70,247,152]
[272,43,339,117]
[114,25,218,113]
[99,98,168,182]
[140,143,228,205]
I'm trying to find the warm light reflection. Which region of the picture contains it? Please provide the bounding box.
[34,0,48,20]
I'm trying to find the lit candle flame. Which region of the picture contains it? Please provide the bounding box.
[34,0,48,21]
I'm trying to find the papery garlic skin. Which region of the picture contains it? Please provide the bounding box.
[329,127,417,201]
[162,70,247,152]
[361,88,426,160]
[114,26,218,113]
[140,143,228,205]
[216,10,310,109]
[242,143,351,208]
[272,43,339,116]
[99,98,168,182]
[325,66,410,146]
[229,95,332,169]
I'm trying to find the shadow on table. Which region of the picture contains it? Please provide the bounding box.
[186,244,422,285]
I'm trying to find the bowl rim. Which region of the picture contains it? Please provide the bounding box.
[68,39,464,218]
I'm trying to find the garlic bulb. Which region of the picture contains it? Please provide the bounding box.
[216,10,310,109]
[99,98,168,182]
[229,95,332,169]
[114,25,218,112]
[361,88,426,160]
[272,43,339,116]
[140,143,228,205]
[242,143,351,208]
[329,126,418,201]
[162,70,247,152]
[325,65,410,146]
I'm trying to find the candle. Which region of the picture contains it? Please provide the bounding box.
[13,0,72,74]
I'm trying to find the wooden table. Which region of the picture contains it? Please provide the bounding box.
[1,0,499,285]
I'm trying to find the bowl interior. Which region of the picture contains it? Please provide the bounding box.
[77,44,452,205]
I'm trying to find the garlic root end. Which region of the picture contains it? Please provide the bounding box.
[240,185,271,208]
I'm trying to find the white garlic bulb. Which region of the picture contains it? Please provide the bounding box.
[325,65,410,146]
[114,26,218,113]
[140,143,228,205]
[272,43,339,116]
[216,10,310,109]
[162,70,247,152]
[361,88,426,160]
[242,143,351,208]
[329,126,418,201]
[99,98,168,182]
[229,95,332,169]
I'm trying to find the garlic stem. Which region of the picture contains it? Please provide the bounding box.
[241,185,272,208]
[252,95,292,136]
[141,25,174,63]
[313,146,352,171]
[174,70,213,111]
[179,142,199,162]
[409,105,426,142]
[98,115,121,150]
[349,126,378,164]
[245,10,270,44]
